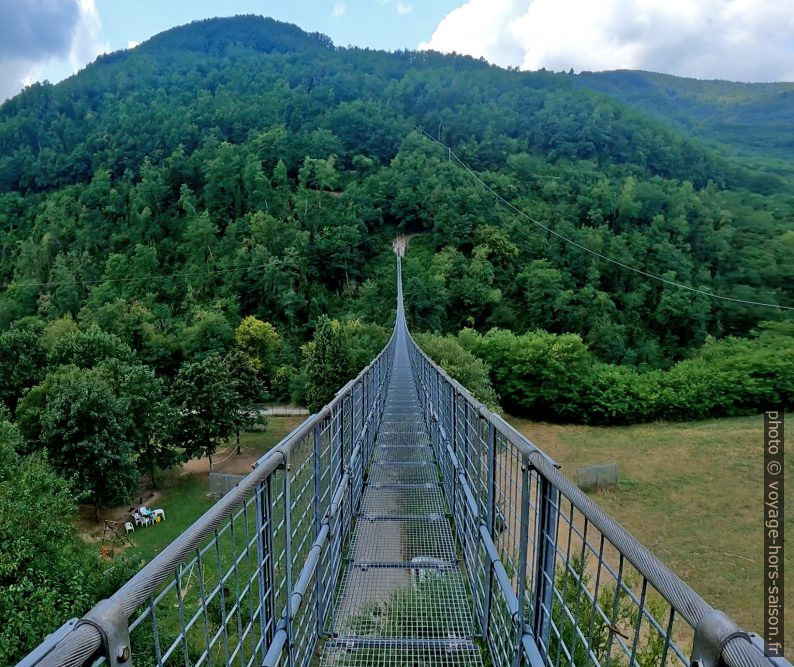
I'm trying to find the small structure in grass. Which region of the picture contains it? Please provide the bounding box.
[575,463,618,492]
[100,520,132,557]
[209,471,246,498]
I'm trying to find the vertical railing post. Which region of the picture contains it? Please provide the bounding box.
[449,390,457,514]
[282,455,295,667]
[256,476,276,649]
[481,420,497,640]
[362,373,368,438]
[513,452,532,667]
[532,474,558,659]
[464,402,473,492]
[433,367,440,448]
[312,421,324,636]
[336,403,344,487]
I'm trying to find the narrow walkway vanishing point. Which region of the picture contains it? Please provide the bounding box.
[320,284,482,666]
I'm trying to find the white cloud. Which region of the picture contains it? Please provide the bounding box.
[69,0,109,73]
[127,40,140,50]
[380,0,413,15]
[0,0,110,101]
[333,2,346,17]
[421,0,794,82]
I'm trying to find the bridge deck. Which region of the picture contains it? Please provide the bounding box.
[319,333,484,667]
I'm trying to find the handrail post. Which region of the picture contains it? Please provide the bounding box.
[532,473,558,660]
[312,422,324,636]
[282,455,295,667]
[481,420,497,640]
[464,402,473,498]
[449,390,458,517]
[433,367,441,447]
[256,476,276,648]
[513,452,532,667]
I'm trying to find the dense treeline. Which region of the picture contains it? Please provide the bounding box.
[418,322,793,424]
[0,409,140,665]
[575,70,794,163]
[0,15,793,661]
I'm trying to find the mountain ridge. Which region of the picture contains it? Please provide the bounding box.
[574,69,794,159]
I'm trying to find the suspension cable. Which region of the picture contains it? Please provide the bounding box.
[418,128,793,311]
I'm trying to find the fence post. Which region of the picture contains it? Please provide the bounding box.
[433,367,441,448]
[256,477,276,650]
[481,420,497,640]
[513,452,532,667]
[532,474,558,660]
[312,422,324,636]
[282,455,295,667]
[449,390,458,515]
[464,402,473,495]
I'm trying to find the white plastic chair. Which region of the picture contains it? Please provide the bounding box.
[124,521,135,534]
[131,510,144,527]
[153,509,165,522]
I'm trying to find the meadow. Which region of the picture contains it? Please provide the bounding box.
[509,414,793,654]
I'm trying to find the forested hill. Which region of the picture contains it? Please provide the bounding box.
[1,16,739,194]
[0,14,792,377]
[575,69,794,161]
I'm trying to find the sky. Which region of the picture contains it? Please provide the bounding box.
[1,0,793,102]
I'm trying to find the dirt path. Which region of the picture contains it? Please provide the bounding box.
[180,443,262,476]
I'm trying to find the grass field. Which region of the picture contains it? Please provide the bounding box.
[508,413,793,654]
[129,416,303,563]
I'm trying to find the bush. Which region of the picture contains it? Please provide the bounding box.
[413,332,499,409]
[446,326,794,425]
[462,328,593,419]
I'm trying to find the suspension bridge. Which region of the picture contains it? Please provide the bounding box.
[22,254,786,667]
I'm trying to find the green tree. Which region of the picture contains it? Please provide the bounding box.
[414,331,499,409]
[16,366,140,518]
[0,410,140,665]
[304,315,350,412]
[170,352,239,468]
[107,359,180,487]
[224,348,267,453]
[48,324,134,368]
[234,315,281,384]
[0,322,47,412]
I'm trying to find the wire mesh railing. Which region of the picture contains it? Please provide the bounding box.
[405,316,782,667]
[22,328,396,667]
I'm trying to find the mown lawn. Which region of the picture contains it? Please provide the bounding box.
[508,413,793,654]
[129,417,303,563]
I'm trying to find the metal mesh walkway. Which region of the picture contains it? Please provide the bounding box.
[320,333,484,667]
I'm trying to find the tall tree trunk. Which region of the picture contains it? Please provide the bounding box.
[236,428,241,455]
[150,461,157,489]
[209,453,213,472]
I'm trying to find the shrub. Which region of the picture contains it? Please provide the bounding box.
[414,332,499,409]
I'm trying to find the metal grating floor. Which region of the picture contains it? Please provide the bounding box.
[320,641,484,667]
[359,486,447,517]
[332,566,472,639]
[367,463,439,485]
[349,518,458,564]
[372,446,434,464]
[320,331,483,665]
